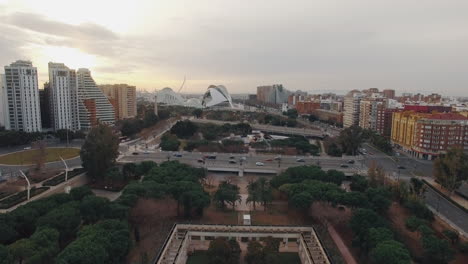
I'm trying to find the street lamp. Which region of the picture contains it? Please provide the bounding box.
[19,170,31,201]
[60,156,69,182]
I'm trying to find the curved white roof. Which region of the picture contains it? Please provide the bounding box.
[202,85,233,108]
[156,87,185,105]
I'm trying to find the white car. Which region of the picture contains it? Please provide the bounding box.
[255,162,265,166]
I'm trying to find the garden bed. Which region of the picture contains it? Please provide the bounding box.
[42,168,86,186]
[0,186,50,209]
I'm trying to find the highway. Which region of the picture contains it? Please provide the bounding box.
[119,151,363,174]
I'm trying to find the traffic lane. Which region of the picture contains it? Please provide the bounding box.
[424,187,468,234]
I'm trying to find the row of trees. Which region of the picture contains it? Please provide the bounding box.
[271,165,412,264]
[0,186,130,264]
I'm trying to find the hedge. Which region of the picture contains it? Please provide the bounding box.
[42,168,86,186]
[0,187,50,209]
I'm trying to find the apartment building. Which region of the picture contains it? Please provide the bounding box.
[76,68,115,129]
[256,84,290,104]
[296,101,321,115]
[48,62,80,131]
[343,91,363,128]
[99,84,137,120]
[3,60,42,132]
[0,74,8,129]
[391,111,468,159]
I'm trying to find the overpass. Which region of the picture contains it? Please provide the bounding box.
[192,119,326,138]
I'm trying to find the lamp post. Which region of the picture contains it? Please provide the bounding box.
[60,156,69,182]
[19,170,31,201]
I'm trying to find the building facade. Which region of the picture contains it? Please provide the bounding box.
[99,84,137,119]
[256,84,290,104]
[296,101,321,115]
[391,111,468,159]
[48,62,80,131]
[39,83,51,129]
[382,89,395,99]
[3,60,42,132]
[77,68,115,130]
[343,93,362,128]
[0,74,9,129]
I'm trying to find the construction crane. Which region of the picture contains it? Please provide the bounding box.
[177,76,186,93]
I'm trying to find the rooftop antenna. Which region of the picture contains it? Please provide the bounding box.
[177,76,186,93]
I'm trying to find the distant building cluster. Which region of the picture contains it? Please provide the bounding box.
[0,60,137,132]
[283,87,467,160]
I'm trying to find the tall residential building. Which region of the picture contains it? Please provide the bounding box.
[391,111,468,160]
[48,62,80,131]
[39,83,51,129]
[77,68,115,129]
[382,89,395,99]
[3,60,41,132]
[256,84,290,104]
[343,92,363,128]
[99,84,137,120]
[0,74,9,129]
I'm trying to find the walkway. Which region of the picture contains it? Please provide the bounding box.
[327,225,357,264]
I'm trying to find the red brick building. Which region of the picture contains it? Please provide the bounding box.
[296,101,321,114]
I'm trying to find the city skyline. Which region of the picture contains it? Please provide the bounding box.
[1,0,468,96]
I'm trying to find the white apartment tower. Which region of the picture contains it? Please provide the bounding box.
[0,74,10,129]
[48,62,80,131]
[76,68,115,130]
[3,60,42,132]
[343,91,363,128]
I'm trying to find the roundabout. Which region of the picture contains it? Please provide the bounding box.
[0,147,80,165]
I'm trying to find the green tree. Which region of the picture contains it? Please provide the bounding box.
[122,163,138,179]
[193,108,203,118]
[421,234,455,264]
[143,111,158,128]
[289,192,312,209]
[37,204,81,244]
[247,178,273,210]
[160,134,180,151]
[27,227,60,264]
[350,208,386,251]
[70,186,93,201]
[338,125,364,155]
[367,227,394,249]
[80,124,119,181]
[405,216,427,232]
[442,229,459,245]
[283,109,298,119]
[434,147,468,195]
[350,175,369,192]
[8,239,34,264]
[213,181,241,209]
[79,195,111,224]
[207,238,239,264]
[370,240,411,264]
[245,241,264,264]
[0,245,13,264]
[170,120,198,138]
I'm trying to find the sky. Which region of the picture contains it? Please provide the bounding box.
[0,0,467,96]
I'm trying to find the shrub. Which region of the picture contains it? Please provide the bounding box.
[405,216,426,232]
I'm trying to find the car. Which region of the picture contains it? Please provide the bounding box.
[173,153,182,158]
[347,160,355,164]
[229,156,235,159]
[197,159,204,163]
[205,155,217,160]
[396,152,401,157]
[229,160,237,164]
[340,164,349,168]
[143,151,149,154]
[296,158,305,162]
[23,147,31,150]
[397,165,406,170]
[273,156,281,161]
[132,152,139,155]
[265,159,273,162]
[255,162,265,166]
[240,157,247,161]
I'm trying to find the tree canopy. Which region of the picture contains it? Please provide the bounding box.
[80,124,119,180]
[434,147,468,194]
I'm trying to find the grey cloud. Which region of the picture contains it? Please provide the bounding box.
[3,12,117,40]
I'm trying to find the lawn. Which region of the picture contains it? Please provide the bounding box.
[0,148,80,165]
[186,251,209,264]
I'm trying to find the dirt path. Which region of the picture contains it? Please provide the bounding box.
[327,225,358,264]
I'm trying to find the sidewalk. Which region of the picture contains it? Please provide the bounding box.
[424,178,468,210]
[327,225,357,264]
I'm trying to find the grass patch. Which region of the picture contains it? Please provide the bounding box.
[0,148,80,165]
[186,251,209,264]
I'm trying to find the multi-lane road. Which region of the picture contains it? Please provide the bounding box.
[119,151,363,174]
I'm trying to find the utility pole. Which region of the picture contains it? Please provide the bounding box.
[19,170,31,201]
[60,156,69,182]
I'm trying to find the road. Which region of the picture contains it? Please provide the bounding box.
[119,151,363,173]
[362,143,468,235]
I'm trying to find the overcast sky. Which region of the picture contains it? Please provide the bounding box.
[1,0,467,96]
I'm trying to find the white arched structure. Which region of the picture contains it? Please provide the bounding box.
[202,85,233,108]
